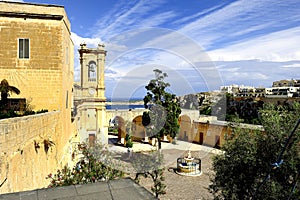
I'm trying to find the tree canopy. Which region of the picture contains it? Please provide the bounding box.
[142,69,181,149]
[210,102,300,199]
[0,79,20,111]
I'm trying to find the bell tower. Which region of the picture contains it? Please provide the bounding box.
[78,43,106,99]
[74,43,108,145]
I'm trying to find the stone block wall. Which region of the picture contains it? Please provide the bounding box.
[0,2,76,194]
[0,111,76,194]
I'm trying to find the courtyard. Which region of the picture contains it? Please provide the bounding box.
[108,135,221,199]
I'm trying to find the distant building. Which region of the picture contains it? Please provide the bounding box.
[265,87,299,98]
[272,79,300,87]
[220,84,239,94]
[220,85,265,97]
[221,79,300,98]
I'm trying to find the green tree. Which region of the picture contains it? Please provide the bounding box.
[0,79,20,111]
[46,143,124,187]
[143,69,181,149]
[210,102,300,199]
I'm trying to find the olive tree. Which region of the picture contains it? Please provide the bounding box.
[210,102,300,199]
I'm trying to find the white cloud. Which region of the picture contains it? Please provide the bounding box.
[92,0,175,40]
[228,72,268,80]
[281,64,300,68]
[71,32,102,48]
[173,3,228,26]
[218,67,240,72]
[208,27,300,62]
[177,0,300,56]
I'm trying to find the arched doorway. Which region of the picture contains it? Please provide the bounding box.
[110,116,126,144]
[132,115,145,142]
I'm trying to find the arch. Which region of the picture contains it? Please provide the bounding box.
[178,115,192,142]
[131,115,145,142]
[111,116,126,143]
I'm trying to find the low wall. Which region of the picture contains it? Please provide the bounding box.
[0,111,75,194]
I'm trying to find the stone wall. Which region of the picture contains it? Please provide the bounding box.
[0,111,76,194]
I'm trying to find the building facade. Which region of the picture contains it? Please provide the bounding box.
[0,1,74,113]
[0,1,76,193]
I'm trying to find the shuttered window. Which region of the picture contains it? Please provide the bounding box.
[18,38,29,59]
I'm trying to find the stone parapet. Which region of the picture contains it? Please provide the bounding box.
[0,111,76,194]
[0,111,61,156]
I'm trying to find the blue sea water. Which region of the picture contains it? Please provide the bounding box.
[106,104,145,110]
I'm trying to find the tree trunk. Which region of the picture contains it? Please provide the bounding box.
[158,137,162,150]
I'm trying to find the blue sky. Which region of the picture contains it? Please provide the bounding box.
[10,0,300,98]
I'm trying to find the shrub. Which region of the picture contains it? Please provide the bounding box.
[46,143,124,187]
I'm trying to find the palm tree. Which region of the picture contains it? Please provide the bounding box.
[0,79,20,110]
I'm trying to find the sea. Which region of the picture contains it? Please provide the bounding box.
[106,98,145,110]
[106,104,145,110]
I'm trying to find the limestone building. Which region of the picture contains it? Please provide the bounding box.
[0,1,74,117]
[73,43,108,144]
[0,1,76,193]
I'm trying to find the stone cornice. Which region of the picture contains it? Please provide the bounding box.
[0,11,63,20]
[79,98,107,103]
[79,48,107,56]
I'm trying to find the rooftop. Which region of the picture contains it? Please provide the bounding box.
[0,178,156,200]
[0,0,63,8]
[0,1,70,32]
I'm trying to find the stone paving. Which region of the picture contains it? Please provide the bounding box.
[135,149,215,200]
[1,137,219,200]
[108,136,222,200]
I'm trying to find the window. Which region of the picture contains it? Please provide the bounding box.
[18,38,29,59]
[88,61,97,82]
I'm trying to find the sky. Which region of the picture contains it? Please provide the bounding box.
[7,0,300,99]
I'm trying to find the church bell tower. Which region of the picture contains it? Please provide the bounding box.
[79,43,106,99]
[74,43,108,145]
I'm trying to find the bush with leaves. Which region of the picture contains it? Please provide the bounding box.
[132,151,166,198]
[210,102,300,199]
[46,143,124,187]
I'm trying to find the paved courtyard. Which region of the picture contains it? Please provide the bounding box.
[137,149,215,200]
[108,136,221,200]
